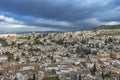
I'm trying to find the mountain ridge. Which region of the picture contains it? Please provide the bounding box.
[91,25,120,30]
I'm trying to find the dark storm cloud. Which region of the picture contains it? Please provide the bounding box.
[0,0,93,21]
[0,0,120,32]
[0,0,116,21]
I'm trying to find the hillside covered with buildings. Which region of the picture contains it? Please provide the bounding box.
[0,28,120,80]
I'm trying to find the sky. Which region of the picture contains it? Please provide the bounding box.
[0,0,120,32]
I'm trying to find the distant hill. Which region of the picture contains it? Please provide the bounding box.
[92,25,120,30]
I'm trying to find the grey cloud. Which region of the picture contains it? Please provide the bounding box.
[0,0,120,32]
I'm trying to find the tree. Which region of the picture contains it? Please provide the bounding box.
[8,54,14,61]
[0,38,8,46]
[0,72,2,76]
[14,77,18,80]
[105,39,108,45]
[81,62,86,68]
[101,71,105,79]
[4,52,14,61]
[48,76,60,80]
[51,69,56,74]
[22,52,25,56]
[92,63,97,75]
[69,34,73,38]
[33,74,35,80]
[84,48,91,55]
[92,50,97,55]
[79,75,82,80]
[108,37,113,43]
[51,55,53,61]
[76,46,80,54]
[11,41,16,47]
[57,39,64,45]
[15,56,20,61]
[28,35,31,40]
[28,78,33,80]
[28,74,35,80]
[81,39,86,44]
[65,54,70,58]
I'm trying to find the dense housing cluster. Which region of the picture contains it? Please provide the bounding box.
[0,29,120,80]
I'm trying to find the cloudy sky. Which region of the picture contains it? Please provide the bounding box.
[0,0,120,32]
